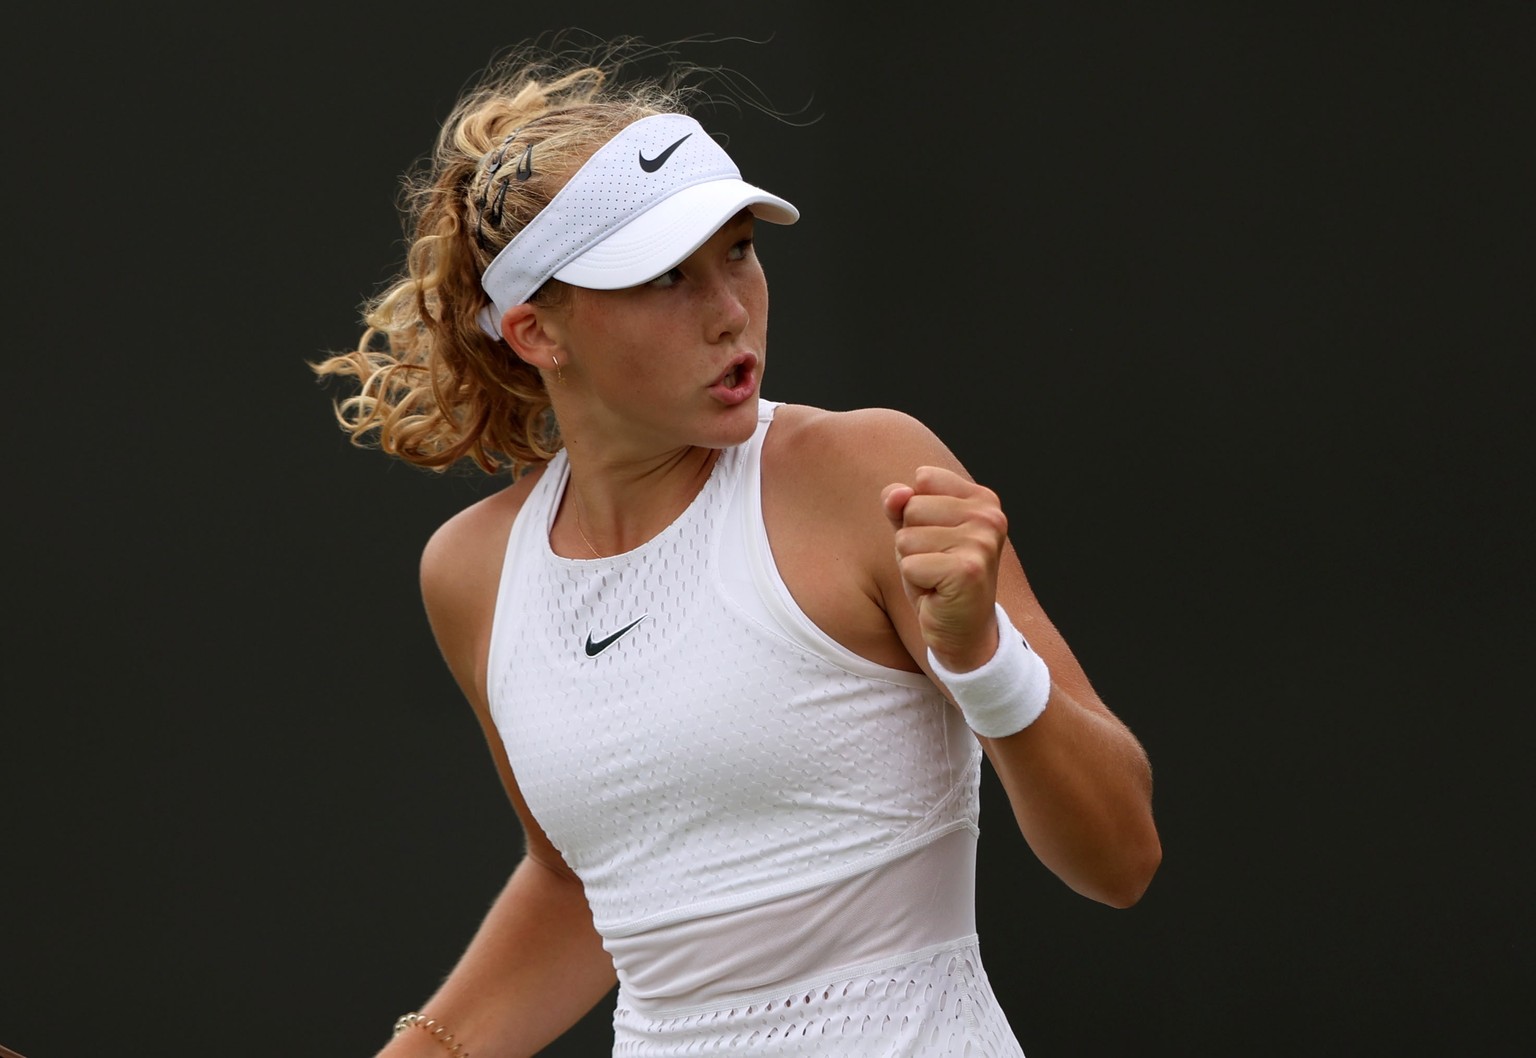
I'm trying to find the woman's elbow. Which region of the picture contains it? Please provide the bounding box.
[1099,830,1163,908]
[1059,819,1161,908]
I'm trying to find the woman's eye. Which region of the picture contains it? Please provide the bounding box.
[647,267,685,289]
[728,238,754,262]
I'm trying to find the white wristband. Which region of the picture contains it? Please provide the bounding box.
[927,603,1051,738]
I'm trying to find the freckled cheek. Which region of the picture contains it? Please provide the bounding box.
[730,280,770,330]
[610,350,654,385]
[744,289,771,340]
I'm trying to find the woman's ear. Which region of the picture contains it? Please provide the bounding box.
[500,303,561,371]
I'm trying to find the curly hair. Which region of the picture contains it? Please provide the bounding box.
[312,34,734,475]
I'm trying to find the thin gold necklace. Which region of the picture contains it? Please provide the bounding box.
[571,489,603,559]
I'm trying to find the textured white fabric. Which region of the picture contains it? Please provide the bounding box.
[610,828,977,1014]
[487,402,980,937]
[611,939,1024,1057]
[484,400,1023,1053]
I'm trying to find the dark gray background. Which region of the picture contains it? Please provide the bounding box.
[5,3,1531,1056]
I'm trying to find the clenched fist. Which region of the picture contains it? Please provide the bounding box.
[881,465,1006,673]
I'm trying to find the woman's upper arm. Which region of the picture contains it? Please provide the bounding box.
[416,475,576,874]
[801,406,1116,722]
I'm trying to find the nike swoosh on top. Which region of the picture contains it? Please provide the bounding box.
[638,134,691,173]
[584,615,649,657]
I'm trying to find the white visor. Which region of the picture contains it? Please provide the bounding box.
[477,113,798,338]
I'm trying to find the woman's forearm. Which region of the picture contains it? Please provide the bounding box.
[374,854,616,1058]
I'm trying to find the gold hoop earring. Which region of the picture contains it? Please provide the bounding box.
[551,355,564,385]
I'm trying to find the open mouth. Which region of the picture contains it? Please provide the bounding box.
[714,354,757,392]
[707,353,759,406]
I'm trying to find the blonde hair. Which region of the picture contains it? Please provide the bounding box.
[312,35,731,475]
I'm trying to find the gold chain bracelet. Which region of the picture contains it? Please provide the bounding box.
[393,1013,470,1058]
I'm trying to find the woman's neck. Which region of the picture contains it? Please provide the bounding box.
[557,443,721,558]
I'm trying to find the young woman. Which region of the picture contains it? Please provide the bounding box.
[315,37,1160,1058]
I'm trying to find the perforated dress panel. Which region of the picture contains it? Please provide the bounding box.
[612,940,1022,1057]
[484,402,1025,1054]
[487,404,980,936]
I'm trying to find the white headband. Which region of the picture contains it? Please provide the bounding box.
[477,113,799,338]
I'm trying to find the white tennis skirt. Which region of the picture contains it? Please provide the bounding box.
[611,937,1025,1057]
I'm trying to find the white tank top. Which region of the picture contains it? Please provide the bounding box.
[486,401,986,1013]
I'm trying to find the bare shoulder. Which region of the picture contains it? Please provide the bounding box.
[418,466,575,861]
[767,403,968,488]
[419,465,548,698]
[760,404,969,670]
[421,466,545,593]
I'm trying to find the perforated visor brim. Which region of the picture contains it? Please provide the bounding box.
[552,179,799,291]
